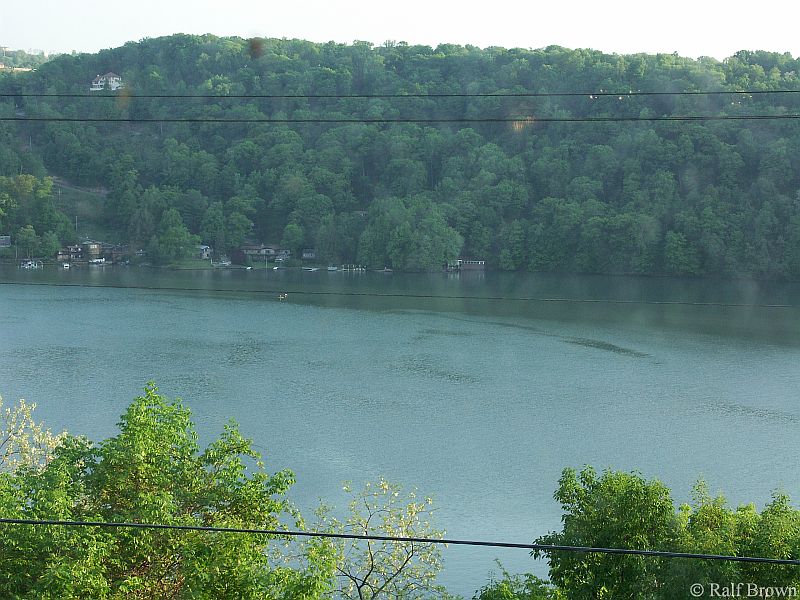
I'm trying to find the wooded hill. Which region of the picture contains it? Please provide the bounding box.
[1,35,800,275]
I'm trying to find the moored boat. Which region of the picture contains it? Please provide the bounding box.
[19,259,43,269]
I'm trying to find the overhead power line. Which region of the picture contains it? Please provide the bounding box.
[2,114,800,124]
[1,518,799,565]
[2,281,796,309]
[2,89,800,99]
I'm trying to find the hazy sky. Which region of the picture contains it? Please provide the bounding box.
[2,0,798,60]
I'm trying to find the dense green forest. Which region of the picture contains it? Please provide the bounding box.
[2,389,798,598]
[1,35,800,275]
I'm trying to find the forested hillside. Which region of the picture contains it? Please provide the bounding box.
[1,35,800,275]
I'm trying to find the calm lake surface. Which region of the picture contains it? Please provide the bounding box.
[2,265,800,596]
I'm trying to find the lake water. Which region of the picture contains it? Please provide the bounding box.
[2,265,800,597]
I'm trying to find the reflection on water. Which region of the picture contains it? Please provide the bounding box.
[699,400,800,425]
[1,267,800,596]
[564,337,650,357]
[407,312,651,357]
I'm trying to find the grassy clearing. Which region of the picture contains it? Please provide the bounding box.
[166,258,214,269]
[51,179,116,242]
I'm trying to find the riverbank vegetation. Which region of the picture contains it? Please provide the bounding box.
[1,389,797,598]
[1,38,800,275]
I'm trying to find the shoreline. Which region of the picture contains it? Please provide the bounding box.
[3,257,800,283]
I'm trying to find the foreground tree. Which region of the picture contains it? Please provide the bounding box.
[0,395,65,472]
[473,564,557,600]
[0,384,337,599]
[534,467,677,600]
[317,478,450,599]
[530,467,800,600]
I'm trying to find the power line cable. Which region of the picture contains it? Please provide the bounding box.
[1,518,798,565]
[1,280,796,309]
[2,114,800,124]
[2,90,800,99]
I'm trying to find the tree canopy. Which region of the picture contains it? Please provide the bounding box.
[0,384,337,599]
[531,467,800,600]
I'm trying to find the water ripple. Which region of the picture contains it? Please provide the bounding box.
[394,354,479,384]
[700,400,800,424]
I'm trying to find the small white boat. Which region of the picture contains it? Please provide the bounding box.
[303,267,319,272]
[62,263,71,269]
[327,265,338,271]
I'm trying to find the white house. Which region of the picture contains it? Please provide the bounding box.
[90,72,124,91]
